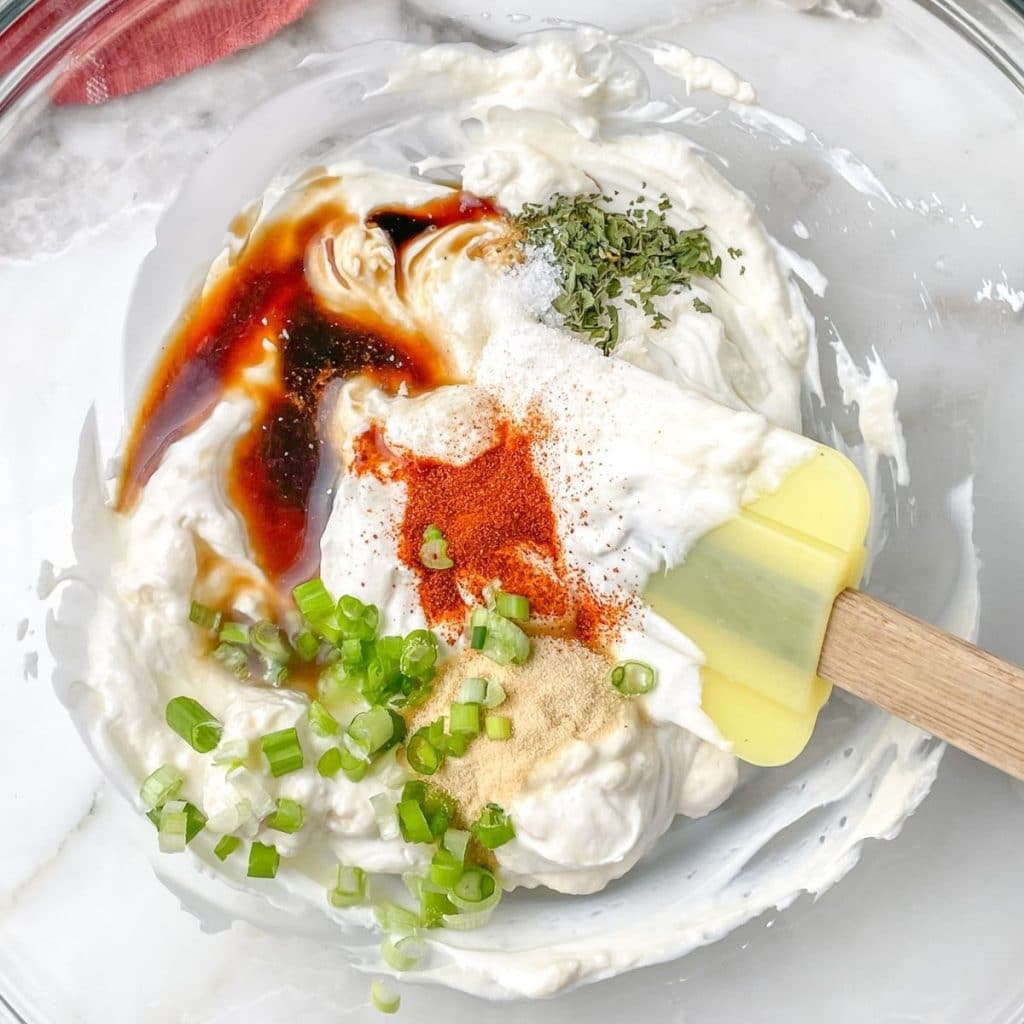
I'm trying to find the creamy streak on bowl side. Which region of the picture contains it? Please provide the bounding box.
[62,28,937,998]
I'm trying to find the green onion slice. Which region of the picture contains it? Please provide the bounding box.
[419,536,454,571]
[374,901,421,935]
[429,847,465,890]
[260,727,304,777]
[349,706,395,754]
[247,841,280,879]
[213,835,242,861]
[293,630,320,662]
[292,577,335,623]
[219,621,251,646]
[495,591,530,621]
[405,728,443,776]
[212,642,249,678]
[443,828,471,863]
[397,799,434,843]
[317,747,343,778]
[423,524,444,542]
[458,677,487,704]
[189,601,221,631]
[211,738,249,768]
[420,884,457,928]
[266,797,304,833]
[370,981,401,1015]
[166,696,223,754]
[483,679,507,708]
[472,803,515,850]
[485,714,513,741]
[140,764,183,812]
[328,863,366,907]
[450,867,501,911]
[381,935,426,972]
[252,620,290,662]
[609,660,656,696]
[370,793,400,841]
[308,700,339,737]
[448,702,481,736]
[157,800,189,854]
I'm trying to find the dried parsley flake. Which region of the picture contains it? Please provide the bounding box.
[512,192,724,354]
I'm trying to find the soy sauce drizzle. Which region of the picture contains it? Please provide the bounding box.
[119,189,500,589]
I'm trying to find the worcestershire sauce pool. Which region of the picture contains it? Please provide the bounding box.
[119,189,501,588]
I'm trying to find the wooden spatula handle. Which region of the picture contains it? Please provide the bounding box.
[819,589,1024,781]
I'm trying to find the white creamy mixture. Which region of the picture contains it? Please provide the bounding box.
[64,28,935,999]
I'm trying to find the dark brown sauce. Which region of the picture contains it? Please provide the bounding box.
[367,191,501,250]
[119,191,501,590]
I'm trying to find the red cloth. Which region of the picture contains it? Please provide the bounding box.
[0,0,317,105]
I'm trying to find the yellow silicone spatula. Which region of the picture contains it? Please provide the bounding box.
[645,444,1024,781]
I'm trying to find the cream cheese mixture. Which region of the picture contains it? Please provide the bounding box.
[63,27,938,1000]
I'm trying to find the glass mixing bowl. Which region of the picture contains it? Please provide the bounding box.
[3,1,1024,1021]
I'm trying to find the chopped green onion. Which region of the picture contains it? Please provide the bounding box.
[266,798,304,833]
[423,525,444,542]
[609,660,656,696]
[472,803,515,850]
[397,798,434,843]
[292,577,335,623]
[470,625,487,649]
[183,802,207,843]
[214,835,241,861]
[380,710,408,754]
[458,677,488,704]
[260,727,304,777]
[212,738,249,768]
[420,883,457,927]
[247,841,280,878]
[189,601,221,631]
[495,591,530,621]
[338,595,380,641]
[399,635,437,679]
[371,793,400,840]
[483,679,507,708]
[349,706,395,754]
[382,935,426,972]
[402,779,427,804]
[317,747,344,778]
[478,610,531,666]
[308,700,339,737]
[451,866,500,910]
[445,732,471,757]
[252,620,290,662]
[374,901,422,935]
[328,863,366,907]
[370,980,401,1015]
[443,828,471,863]
[485,714,513,741]
[212,642,249,678]
[157,801,189,853]
[341,637,365,666]
[405,728,443,776]
[140,764,183,812]
[339,743,370,783]
[294,630,320,661]
[419,536,454,571]
[219,621,251,646]
[429,847,465,889]
[449,702,480,736]
[166,696,223,753]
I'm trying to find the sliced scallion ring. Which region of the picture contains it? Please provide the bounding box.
[140,764,183,812]
[259,727,304,777]
[328,863,366,907]
[457,677,488,704]
[472,803,515,850]
[213,835,241,861]
[292,577,335,623]
[266,797,304,834]
[495,591,530,621]
[166,696,223,753]
[484,714,513,741]
[381,936,426,972]
[608,660,656,696]
[247,841,280,879]
[370,979,401,1015]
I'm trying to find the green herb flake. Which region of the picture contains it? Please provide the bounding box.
[692,298,713,314]
[513,192,727,354]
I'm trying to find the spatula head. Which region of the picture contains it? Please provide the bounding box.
[645,445,870,766]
